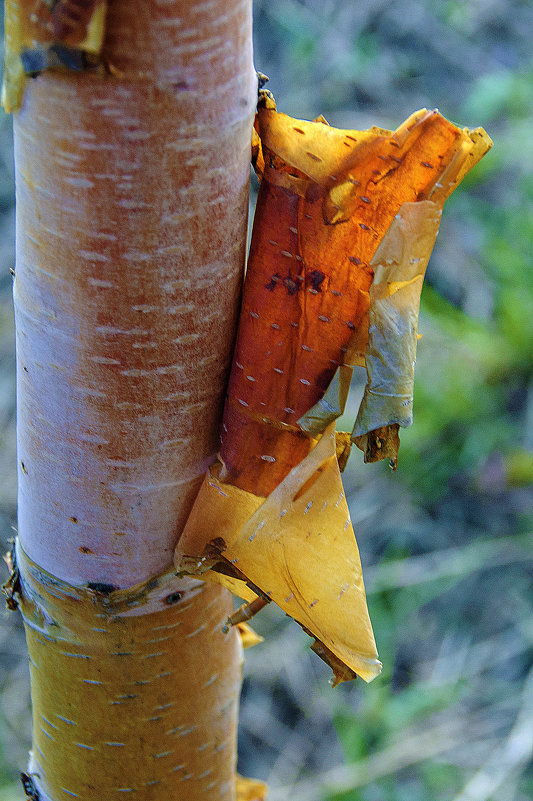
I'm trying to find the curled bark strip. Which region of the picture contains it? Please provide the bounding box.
[221,105,492,496]
[177,103,491,683]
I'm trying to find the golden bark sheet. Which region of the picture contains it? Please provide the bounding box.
[176,425,381,684]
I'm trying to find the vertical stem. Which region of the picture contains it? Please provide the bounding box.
[12,1,256,798]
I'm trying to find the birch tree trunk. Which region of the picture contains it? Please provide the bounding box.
[10,1,256,798]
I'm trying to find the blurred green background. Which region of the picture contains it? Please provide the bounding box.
[1,1,533,800]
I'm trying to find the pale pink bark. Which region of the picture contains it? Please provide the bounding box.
[14,0,256,587]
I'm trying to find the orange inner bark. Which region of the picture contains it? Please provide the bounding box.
[220,110,463,495]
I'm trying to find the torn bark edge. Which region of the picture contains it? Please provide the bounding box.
[2,0,109,113]
[177,539,365,685]
[12,538,205,630]
[224,596,270,632]
[235,621,264,650]
[353,424,400,470]
[2,540,21,610]
[20,771,40,801]
[177,541,272,605]
[305,628,358,687]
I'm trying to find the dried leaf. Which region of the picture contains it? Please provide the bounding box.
[335,431,352,473]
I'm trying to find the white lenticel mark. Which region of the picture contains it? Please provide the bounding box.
[273,367,284,374]
[78,250,109,263]
[61,652,91,659]
[300,378,311,386]
[261,455,276,462]
[280,250,293,258]
[304,501,313,514]
[249,311,259,319]
[271,323,280,330]
[338,583,350,599]
[318,315,330,322]
[185,625,206,639]
[237,398,249,407]
[88,277,114,288]
[284,407,295,414]
[301,344,313,352]
[344,518,351,530]
[61,789,79,798]
[246,375,256,381]
[177,726,196,737]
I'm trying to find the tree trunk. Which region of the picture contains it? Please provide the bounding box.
[10,1,256,798]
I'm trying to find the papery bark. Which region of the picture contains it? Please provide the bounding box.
[175,101,491,685]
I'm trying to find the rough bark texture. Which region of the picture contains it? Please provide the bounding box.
[12,0,256,798]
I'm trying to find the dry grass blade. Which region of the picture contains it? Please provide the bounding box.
[364,533,533,593]
[451,667,533,801]
[268,711,511,801]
